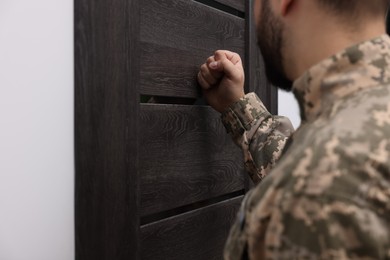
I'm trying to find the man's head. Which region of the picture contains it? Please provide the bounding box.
[255,0,389,91]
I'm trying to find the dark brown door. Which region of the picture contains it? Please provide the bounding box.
[75,0,277,259]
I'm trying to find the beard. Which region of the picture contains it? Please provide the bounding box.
[257,0,293,91]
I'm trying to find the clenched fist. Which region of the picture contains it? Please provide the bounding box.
[197,50,245,113]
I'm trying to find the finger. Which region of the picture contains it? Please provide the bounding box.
[200,64,219,86]
[213,50,243,78]
[214,50,242,65]
[206,56,224,80]
[206,56,215,64]
[197,71,212,90]
[211,57,237,79]
[225,51,242,65]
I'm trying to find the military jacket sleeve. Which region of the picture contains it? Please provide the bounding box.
[221,92,294,184]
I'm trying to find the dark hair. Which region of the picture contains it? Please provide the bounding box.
[317,0,389,18]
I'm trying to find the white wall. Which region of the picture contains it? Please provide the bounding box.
[0,1,74,260]
[278,90,301,129]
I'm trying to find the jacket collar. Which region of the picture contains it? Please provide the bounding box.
[292,34,390,123]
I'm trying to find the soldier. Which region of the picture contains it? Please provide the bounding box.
[198,0,390,259]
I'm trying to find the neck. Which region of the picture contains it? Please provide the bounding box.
[285,13,386,81]
[292,34,390,122]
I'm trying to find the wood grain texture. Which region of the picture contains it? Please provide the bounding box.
[75,0,140,259]
[141,196,243,260]
[74,0,278,259]
[140,42,203,98]
[214,0,245,12]
[139,104,246,216]
[140,0,245,98]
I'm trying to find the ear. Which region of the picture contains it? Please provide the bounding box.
[280,0,294,16]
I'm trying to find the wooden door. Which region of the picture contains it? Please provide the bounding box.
[75,0,277,259]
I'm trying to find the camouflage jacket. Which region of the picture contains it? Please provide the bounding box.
[222,34,390,259]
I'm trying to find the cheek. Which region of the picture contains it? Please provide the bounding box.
[253,0,261,26]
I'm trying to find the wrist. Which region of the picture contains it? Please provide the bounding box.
[221,93,270,136]
[218,92,245,113]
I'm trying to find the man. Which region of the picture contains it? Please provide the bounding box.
[198,0,390,259]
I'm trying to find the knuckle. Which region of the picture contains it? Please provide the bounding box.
[214,50,223,56]
[197,72,204,82]
[198,72,204,81]
[200,64,208,73]
[198,74,209,87]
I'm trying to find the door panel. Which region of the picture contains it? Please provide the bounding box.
[140,0,245,98]
[139,104,245,217]
[75,0,276,259]
[214,0,245,12]
[141,197,243,260]
[75,0,141,259]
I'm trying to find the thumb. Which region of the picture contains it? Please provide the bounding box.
[213,50,242,79]
[209,58,237,79]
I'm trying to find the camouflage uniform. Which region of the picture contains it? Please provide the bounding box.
[222,34,390,259]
